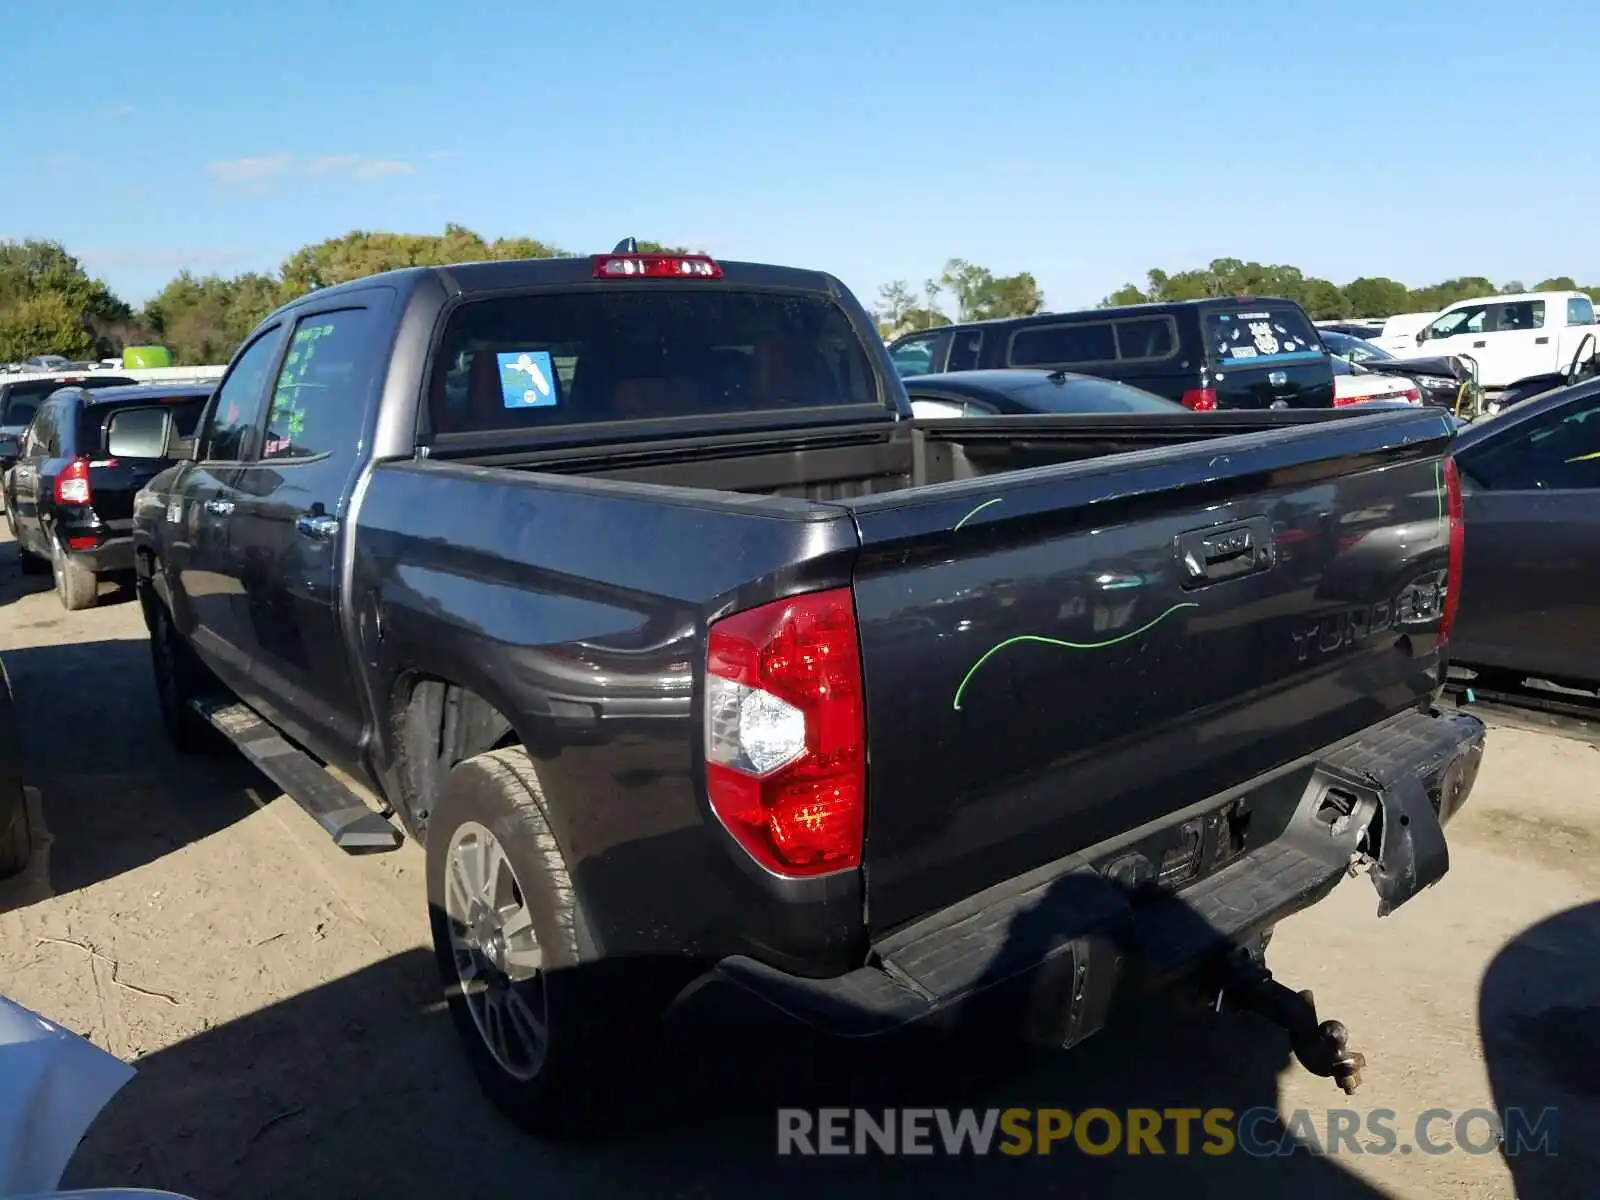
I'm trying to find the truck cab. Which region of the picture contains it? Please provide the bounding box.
[1415,290,1598,389]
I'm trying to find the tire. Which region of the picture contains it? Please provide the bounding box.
[51,539,98,610]
[149,601,214,753]
[426,747,659,1138]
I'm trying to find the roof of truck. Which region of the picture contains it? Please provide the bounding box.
[267,254,847,321]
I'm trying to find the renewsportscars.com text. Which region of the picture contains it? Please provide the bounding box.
[776,1106,1560,1158]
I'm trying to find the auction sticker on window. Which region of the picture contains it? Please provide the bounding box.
[498,350,558,409]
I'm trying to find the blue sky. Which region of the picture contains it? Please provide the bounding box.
[5,0,1598,310]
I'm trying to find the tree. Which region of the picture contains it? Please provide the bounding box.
[1341,276,1411,317]
[0,238,130,358]
[0,291,96,360]
[144,271,284,364]
[937,258,1043,321]
[1535,276,1577,291]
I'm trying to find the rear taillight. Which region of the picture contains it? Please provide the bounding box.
[704,588,866,877]
[1439,457,1465,646]
[1403,387,1422,404]
[1181,387,1218,411]
[54,458,91,506]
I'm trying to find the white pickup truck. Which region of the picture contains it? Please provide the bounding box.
[1412,290,1598,390]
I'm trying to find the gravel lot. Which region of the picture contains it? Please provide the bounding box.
[0,528,1595,1200]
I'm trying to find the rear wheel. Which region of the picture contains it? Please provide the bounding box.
[51,539,98,610]
[426,747,662,1138]
[149,601,213,752]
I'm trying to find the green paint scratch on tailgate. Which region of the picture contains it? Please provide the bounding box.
[952,602,1200,711]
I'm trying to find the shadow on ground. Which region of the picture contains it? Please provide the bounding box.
[1480,899,1600,1197]
[0,637,264,901]
[63,939,1397,1199]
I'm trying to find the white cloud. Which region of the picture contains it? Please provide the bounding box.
[206,153,418,186]
[105,103,135,119]
[353,158,415,179]
[208,154,294,184]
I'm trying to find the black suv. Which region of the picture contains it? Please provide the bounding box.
[1,384,211,610]
[0,373,137,480]
[887,297,1336,410]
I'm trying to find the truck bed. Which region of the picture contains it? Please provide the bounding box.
[361,405,1455,949]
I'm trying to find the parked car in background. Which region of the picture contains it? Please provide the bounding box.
[1449,377,1600,691]
[1,383,211,610]
[0,373,138,485]
[901,368,1186,417]
[1373,312,1440,356]
[1321,330,1475,410]
[21,355,71,372]
[1329,356,1422,408]
[888,297,1336,411]
[1414,291,1597,391]
[1316,319,1386,340]
[128,248,1482,1137]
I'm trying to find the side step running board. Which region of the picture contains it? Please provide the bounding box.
[191,697,402,852]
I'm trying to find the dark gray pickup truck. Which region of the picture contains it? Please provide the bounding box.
[130,246,1485,1136]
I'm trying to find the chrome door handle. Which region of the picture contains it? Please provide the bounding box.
[204,498,234,516]
[296,513,339,541]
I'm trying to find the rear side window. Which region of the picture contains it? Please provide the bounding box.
[945,328,983,372]
[1010,321,1115,367]
[428,289,878,435]
[1568,297,1596,326]
[1204,305,1323,367]
[263,309,379,460]
[1489,300,1544,331]
[1008,315,1178,368]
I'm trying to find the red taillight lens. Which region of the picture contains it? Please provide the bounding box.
[67,535,97,550]
[704,587,866,877]
[591,253,722,280]
[1403,387,1422,404]
[1440,457,1465,646]
[1180,387,1218,412]
[54,458,91,506]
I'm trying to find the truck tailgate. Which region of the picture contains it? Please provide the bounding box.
[844,410,1456,934]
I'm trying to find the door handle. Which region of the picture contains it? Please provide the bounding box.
[204,498,234,516]
[296,512,339,541]
[1534,336,1549,344]
[1472,340,1486,348]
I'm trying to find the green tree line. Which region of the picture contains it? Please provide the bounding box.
[0,227,688,364]
[7,234,1600,363]
[878,257,1600,337]
[1100,258,1600,320]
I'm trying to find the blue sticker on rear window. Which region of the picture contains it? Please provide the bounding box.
[498,350,558,408]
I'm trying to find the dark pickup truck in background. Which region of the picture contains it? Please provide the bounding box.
[130,246,1484,1136]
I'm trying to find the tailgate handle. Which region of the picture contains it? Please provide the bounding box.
[1176,517,1273,586]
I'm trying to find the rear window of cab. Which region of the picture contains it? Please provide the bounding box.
[1204,306,1325,368]
[426,289,877,435]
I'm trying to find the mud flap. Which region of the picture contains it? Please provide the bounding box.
[1369,774,1449,917]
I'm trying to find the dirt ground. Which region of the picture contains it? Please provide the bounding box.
[0,529,1595,1200]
